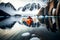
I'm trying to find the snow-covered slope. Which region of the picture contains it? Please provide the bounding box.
[0,1,48,16]
[0,2,17,15]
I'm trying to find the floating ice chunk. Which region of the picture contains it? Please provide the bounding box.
[30,37,40,40]
[31,34,36,36]
[21,32,30,36]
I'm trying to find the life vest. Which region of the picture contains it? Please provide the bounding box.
[26,19,32,25]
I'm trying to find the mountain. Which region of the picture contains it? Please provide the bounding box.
[0,10,10,21]
[0,2,16,15]
[29,3,40,11]
[0,2,16,10]
[0,2,40,16]
[0,10,10,16]
[18,3,41,11]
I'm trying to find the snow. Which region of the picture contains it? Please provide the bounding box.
[17,9,39,16]
[52,8,56,15]
[0,0,48,16]
[1,0,48,9]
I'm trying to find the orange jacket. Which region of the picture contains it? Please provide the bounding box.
[26,18,33,25]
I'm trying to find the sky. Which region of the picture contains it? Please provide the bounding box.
[0,0,48,9]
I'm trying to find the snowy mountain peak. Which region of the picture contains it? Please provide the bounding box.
[18,3,41,11]
[0,2,16,10]
[0,2,40,16]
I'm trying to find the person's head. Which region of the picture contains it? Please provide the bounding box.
[28,16,31,19]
